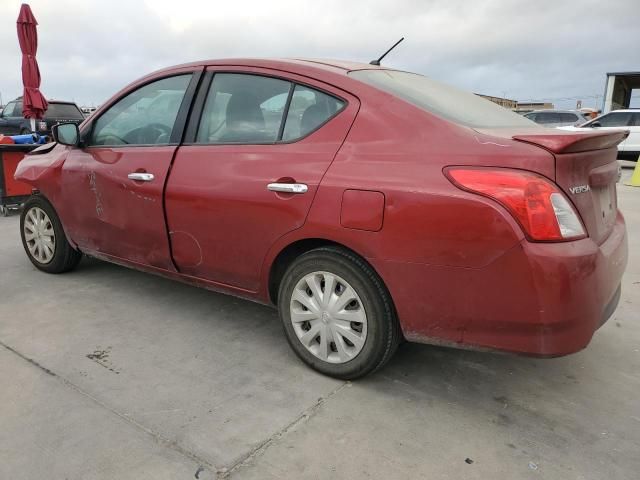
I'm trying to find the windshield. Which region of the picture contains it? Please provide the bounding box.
[349,69,538,129]
[45,103,84,119]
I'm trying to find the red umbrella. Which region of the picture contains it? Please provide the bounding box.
[17,3,47,128]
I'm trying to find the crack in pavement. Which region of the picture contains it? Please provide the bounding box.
[0,338,349,479]
[221,381,350,479]
[0,339,217,476]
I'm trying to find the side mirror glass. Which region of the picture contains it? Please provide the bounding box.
[53,122,80,146]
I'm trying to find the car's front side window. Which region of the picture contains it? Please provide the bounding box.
[89,75,191,146]
[594,112,632,127]
[2,102,15,117]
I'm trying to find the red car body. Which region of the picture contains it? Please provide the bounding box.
[15,58,628,357]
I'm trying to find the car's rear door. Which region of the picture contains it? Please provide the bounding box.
[58,68,202,270]
[165,67,359,291]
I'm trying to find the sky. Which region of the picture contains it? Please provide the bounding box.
[0,0,639,109]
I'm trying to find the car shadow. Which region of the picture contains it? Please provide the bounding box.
[74,255,590,411]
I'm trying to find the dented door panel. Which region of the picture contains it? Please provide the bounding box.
[60,146,176,269]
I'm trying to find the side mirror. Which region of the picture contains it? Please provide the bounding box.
[52,122,80,146]
[590,121,601,128]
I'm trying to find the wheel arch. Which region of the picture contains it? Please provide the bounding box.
[266,237,392,309]
[25,191,79,251]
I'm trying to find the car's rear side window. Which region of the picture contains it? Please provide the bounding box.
[560,113,579,123]
[197,74,291,144]
[282,85,344,141]
[195,73,345,144]
[45,103,85,120]
[349,69,537,128]
[535,113,561,124]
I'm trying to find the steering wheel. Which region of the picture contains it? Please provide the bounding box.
[124,123,172,144]
[96,133,129,145]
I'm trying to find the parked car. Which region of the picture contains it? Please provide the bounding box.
[0,97,84,136]
[524,109,590,127]
[560,109,640,161]
[81,106,98,118]
[15,59,628,379]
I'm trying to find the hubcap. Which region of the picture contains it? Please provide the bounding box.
[290,271,367,364]
[24,207,55,264]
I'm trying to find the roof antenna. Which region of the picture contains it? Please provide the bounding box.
[369,37,404,66]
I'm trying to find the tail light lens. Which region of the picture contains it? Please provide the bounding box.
[445,167,586,241]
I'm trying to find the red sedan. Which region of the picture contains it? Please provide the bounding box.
[15,59,628,379]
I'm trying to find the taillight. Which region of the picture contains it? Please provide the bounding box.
[445,167,586,241]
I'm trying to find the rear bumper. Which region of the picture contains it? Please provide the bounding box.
[375,210,628,356]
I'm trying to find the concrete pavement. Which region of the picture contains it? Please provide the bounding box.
[1,169,639,479]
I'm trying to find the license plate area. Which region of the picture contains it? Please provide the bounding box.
[595,183,617,228]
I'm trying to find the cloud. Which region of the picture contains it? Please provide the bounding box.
[0,0,638,108]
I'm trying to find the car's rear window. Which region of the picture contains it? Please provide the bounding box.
[45,103,84,119]
[349,69,538,128]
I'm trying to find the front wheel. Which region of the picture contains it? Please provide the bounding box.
[20,196,82,273]
[278,247,401,380]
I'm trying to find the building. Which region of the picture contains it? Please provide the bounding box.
[476,94,554,112]
[513,102,554,113]
[602,71,640,113]
[476,94,517,109]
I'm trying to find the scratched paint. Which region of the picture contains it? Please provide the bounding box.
[88,171,104,217]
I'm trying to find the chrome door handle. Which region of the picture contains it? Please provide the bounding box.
[128,172,154,182]
[267,183,308,194]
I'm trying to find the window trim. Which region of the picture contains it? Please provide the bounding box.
[82,69,203,149]
[183,70,348,147]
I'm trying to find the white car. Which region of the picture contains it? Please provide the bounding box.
[560,109,640,161]
[524,109,590,128]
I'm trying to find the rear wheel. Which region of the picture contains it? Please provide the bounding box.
[278,247,400,380]
[20,196,82,273]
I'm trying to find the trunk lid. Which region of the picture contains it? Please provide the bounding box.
[512,129,628,245]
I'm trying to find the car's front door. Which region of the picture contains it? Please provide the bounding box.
[586,111,634,153]
[165,69,359,291]
[623,112,640,154]
[0,101,22,135]
[59,70,201,269]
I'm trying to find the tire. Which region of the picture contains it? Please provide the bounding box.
[20,196,82,273]
[278,246,401,380]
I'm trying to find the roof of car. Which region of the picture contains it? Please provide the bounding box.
[9,96,78,105]
[608,109,640,112]
[148,58,386,78]
[526,109,585,114]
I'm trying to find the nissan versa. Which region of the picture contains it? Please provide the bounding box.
[15,59,628,379]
